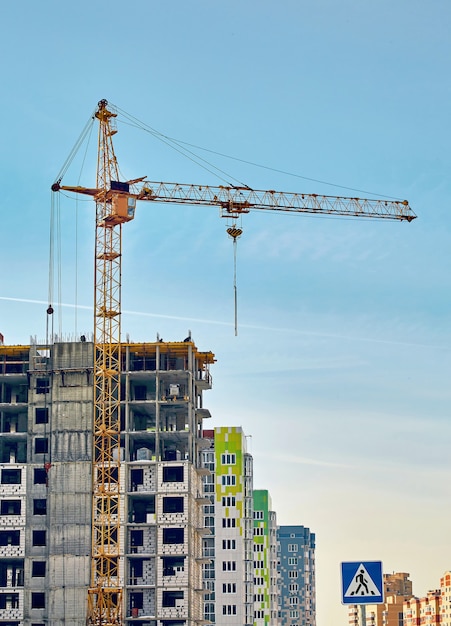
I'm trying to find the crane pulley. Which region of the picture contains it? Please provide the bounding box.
[51,98,416,625]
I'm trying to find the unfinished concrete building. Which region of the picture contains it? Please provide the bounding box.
[0,338,214,625]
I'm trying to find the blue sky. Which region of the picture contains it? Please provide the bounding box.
[1,1,450,623]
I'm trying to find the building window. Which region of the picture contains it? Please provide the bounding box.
[36,378,50,394]
[34,468,47,484]
[222,583,236,593]
[0,530,20,546]
[130,468,143,490]
[222,604,237,615]
[163,466,184,482]
[163,528,184,544]
[288,556,297,565]
[34,438,49,454]
[221,496,236,507]
[221,475,236,486]
[221,453,236,465]
[1,469,21,484]
[162,556,185,576]
[289,583,299,592]
[254,527,264,536]
[32,562,46,577]
[289,570,298,578]
[289,596,299,605]
[130,530,143,550]
[0,593,20,609]
[32,531,46,547]
[35,408,49,424]
[31,592,46,608]
[203,537,214,558]
[0,500,21,515]
[253,510,264,520]
[33,499,47,515]
[222,518,236,528]
[222,539,236,549]
[129,592,144,613]
[163,497,184,513]
[288,543,298,552]
[205,601,215,620]
[162,590,184,607]
[290,609,299,618]
[222,561,236,571]
[203,474,215,492]
[203,562,215,579]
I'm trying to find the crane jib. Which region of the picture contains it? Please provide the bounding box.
[135,182,416,222]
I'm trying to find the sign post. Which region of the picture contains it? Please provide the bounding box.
[341,561,384,625]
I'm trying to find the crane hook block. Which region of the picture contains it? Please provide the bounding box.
[227,227,243,240]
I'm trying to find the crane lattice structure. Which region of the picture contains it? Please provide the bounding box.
[52,99,416,625]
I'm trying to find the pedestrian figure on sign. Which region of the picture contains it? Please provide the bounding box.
[351,569,375,596]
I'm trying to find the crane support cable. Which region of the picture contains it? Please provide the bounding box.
[113,104,251,189]
[52,112,96,187]
[113,104,407,201]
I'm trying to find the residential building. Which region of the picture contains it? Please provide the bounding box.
[253,489,280,626]
[277,525,316,626]
[404,590,440,626]
[348,572,413,626]
[201,426,254,626]
[440,571,451,626]
[404,572,451,626]
[0,338,214,625]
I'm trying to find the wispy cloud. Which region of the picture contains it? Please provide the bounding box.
[264,451,449,478]
[265,452,354,469]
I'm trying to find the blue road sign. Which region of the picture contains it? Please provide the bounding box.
[341,561,384,605]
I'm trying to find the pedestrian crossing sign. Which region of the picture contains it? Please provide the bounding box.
[341,561,384,605]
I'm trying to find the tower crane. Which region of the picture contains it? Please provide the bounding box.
[51,98,416,625]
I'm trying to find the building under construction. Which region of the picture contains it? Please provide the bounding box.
[0,337,214,625]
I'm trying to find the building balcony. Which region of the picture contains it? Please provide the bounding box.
[195,371,212,391]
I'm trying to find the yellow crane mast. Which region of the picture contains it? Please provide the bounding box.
[52,99,416,625]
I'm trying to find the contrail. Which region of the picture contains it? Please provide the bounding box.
[0,296,231,326]
[0,295,441,349]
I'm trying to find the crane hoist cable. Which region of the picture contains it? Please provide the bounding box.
[50,116,95,337]
[226,225,243,336]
